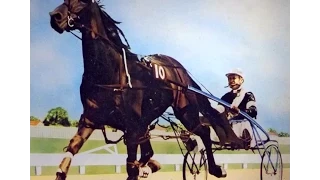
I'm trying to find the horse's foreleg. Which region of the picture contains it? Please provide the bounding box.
[195,126,227,178]
[125,129,140,180]
[55,118,94,180]
[197,95,244,148]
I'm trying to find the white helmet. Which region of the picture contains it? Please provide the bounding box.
[225,68,244,80]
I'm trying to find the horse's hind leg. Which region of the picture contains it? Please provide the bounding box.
[174,105,226,178]
[55,117,94,180]
[197,95,245,149]
[193,125,227,177]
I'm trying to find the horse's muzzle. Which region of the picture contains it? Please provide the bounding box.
[50,13,64,34]
[49,5,68,34]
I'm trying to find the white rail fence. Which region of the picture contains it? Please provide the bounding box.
[30,126,290,144]
[31,153,289,175]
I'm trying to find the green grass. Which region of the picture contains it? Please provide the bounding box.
[30,137,290,154]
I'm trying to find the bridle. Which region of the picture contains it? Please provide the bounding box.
[63,0,111,43]
[63,0,130,52]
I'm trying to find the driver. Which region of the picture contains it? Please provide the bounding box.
[216,68,258,148]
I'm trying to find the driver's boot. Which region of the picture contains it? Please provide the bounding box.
[241,129,252,150]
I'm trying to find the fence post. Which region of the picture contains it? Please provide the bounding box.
[116,165,121,173]
[35,166,42,175]
[79,166,86,174]
[242,163,248,169]
[223,164,228,170]
[175,164,180,171]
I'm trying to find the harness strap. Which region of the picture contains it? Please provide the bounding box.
[95,84,182,91]
[122,48,132,88]
[101,126,124,144]
[119,49,124,90]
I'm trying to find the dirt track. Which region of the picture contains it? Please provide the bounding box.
[31,168,290,180]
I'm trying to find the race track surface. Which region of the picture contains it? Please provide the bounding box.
[31,168,290,180]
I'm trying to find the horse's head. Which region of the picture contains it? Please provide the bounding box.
[49,0,95,34]
[50,0,130,50]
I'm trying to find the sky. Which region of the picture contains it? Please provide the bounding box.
[30,0,290,133]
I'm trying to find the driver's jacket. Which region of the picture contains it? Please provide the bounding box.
[216,88,257,120]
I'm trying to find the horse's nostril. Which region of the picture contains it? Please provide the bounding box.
[50,12,63,21]
[54,13,63,21]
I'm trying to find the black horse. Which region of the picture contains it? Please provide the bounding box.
[49,0,245,179]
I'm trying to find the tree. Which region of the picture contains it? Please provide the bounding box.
[278,132,290,137]
[43,107,71,127]
[30,116,40,121]
[70,120,79,127]
[268,128,277,134]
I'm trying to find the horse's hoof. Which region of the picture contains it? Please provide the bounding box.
[209,165,227,178]
[55,172,66,180]
[147,159,161,173]
[139,165,151,178]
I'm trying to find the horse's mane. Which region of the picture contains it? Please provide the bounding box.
[96,1,131,50]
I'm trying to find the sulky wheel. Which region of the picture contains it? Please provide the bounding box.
[182,149,208,180]
[260,144,283,180]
